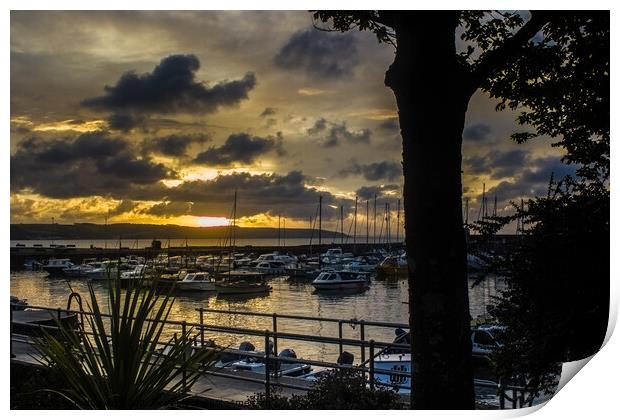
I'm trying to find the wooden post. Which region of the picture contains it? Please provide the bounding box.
[360,320,366,362]
[338,320,344,355]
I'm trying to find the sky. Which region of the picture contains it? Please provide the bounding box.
[9,10,575,230]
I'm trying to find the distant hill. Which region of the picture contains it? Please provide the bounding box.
[10,223,343,240]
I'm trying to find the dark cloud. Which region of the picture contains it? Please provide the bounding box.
[464,149,528,178]
[82,54,256,114]
[340,160,402,181]
[148,171,346,220]
[109,200,138,216]
[10,132,175,199]
[478,156,578,209]
[521,156,578,184]
[324,123,371,148]
[193,132,283,166]
[142,201,193,218]
[107,113,143,131]
[379,119,400,132]
[307,119,371,148]
[274,29,359,79]
[307,118,327,135]
[142,133,211,157]
[356,184,401,201]
[259,107,277,117]
[463,123,492,142]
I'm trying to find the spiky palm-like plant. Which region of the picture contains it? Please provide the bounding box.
[32,276,217,409]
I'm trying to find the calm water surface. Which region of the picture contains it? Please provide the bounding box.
[11,270,504,362]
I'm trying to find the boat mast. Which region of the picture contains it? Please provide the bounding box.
[366,199,369,245]
[373,193,377,246]
[319,195,322,269]
[340,205,344,246]
[232,189,237,255]
[396,198,400,243]
[353,196,358,253]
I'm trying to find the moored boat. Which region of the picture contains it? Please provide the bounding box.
[214,270,271,294]
[177,272,216,292]
[41,258,74,276]
[311,270,369,290]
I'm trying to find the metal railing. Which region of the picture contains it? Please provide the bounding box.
[10,299,533,409]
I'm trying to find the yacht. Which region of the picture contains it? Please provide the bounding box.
[42,258,74,276]
[376,254,408,276]
[311,270,369,290]
[86,261,119,281]
[177,272,216,292]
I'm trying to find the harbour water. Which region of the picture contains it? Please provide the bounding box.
[10,269,504,361]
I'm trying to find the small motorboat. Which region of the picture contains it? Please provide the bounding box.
[86,261,119,281]
[228,346,313,378]
[23,259,42,271]
[311,270,369,291]
[41,258,74,276]
[10,296,28,311]
[177,272,216,292]
[376,254,408,276]
[62,263,96,278]
[343,256,378,273]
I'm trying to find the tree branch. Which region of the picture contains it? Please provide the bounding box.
[467,11,557,94]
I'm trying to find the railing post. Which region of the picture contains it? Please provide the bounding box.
[360,320,366,362]
[264,330,271,406]
[272,313,278,358]
[338,320,343,355]
[198,307,205,347]
[498,381,505,409]
[512,388,517,409]
[10,308,14,358]
[57,307,62,330]
[369,340,375,391]
[182,321,187,393]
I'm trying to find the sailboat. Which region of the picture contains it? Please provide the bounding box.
[214,191,272,295]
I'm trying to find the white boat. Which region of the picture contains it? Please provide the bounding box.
[374,352,411,394]
[62,264,96,278]
[311,271,369,290]
[42,258,74,276]
[343,256,377,273]
[120,264,152,280]
[86,261,119,281]
[231,348,313,378]
[251,261,288,275]
[177,272,216,292]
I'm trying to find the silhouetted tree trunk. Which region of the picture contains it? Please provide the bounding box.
[385,12,475,409]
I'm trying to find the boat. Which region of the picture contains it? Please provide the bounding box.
[41,258,74,276]
[214,270,271,294]
[86,261,119,281]
[10,296,28,311]
[177,272,216,292]
[311,270,369,290]
[62,263,97,278]
[231,348,313,378]
[250,261,288,275]
[23,259,42,270]
[343,256,378,273]
[376,254,408,276]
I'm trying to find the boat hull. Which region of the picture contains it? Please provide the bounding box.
[177,282,216,292]
[312,280,369,290]
[215,284,271,294]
